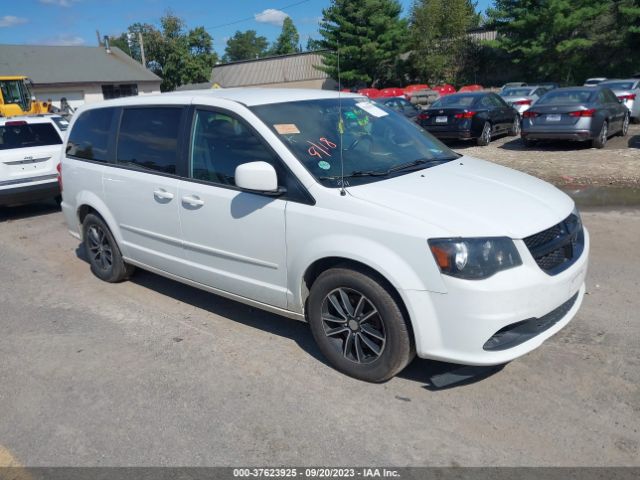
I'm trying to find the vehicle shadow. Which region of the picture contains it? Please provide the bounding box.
[75,244,506,390]
[399,359,505,390]
[629,135,640,148]
[499,137,593,151]
[0,199,60,223]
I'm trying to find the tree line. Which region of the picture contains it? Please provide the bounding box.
[111,0,640,92]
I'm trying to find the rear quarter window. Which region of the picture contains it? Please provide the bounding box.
[0,122,62,150]
[66,108,115,162]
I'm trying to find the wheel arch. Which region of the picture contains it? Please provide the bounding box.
[74,191,123,246]
[300,256,417,344]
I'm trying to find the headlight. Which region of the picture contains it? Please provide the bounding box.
[428,237,522,280]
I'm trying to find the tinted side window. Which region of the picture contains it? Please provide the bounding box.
[597,91,608,104]
[190,109,280,186]
[117,107,182,174]
[479,96,494,108]
[604,89,618,103]
[490,94,507,107]
[66,108,114,161]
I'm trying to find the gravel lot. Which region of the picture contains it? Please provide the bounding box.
[448,123,640,188]
[0,202,638,467]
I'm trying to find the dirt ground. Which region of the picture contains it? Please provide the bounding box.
[448,123,640,188]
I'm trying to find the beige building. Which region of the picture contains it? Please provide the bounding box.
[0,44,161,109]
[210,51,337,90]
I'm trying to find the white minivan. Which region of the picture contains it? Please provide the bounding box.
[61,89,589,382]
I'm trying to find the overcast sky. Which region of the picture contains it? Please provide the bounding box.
[0,0,492,55]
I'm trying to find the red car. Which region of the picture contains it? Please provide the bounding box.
[379,88,405,98]
[403,84,430,99]
[433,84,456,96]
[459,84,484,92]
[357,88,382,99]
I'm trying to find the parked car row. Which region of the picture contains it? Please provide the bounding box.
[407,83,633,148]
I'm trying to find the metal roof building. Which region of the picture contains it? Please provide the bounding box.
[0,44,161,109]
[211,51,337,90]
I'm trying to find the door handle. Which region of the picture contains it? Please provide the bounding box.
[153,188,174,201]
[181,194,204,207]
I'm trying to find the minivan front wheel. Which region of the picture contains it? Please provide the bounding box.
[307,268,414,382]
[83,213,134,282]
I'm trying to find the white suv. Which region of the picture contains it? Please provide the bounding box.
[0,115,65,206]
[60,89,589,382]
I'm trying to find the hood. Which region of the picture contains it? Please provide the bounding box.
[347,156,574,238]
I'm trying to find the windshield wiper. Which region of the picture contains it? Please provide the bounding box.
[318,157,457,182]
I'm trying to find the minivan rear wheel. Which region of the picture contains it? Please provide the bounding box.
[82,213,134,282]
[307,267,414,382]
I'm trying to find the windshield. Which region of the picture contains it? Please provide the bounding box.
[502,88,533,97]
[430,95,478,109]
[537,90,594,105]
[0,80,32,112]
[251,98,458,188]
[602,81,636,91]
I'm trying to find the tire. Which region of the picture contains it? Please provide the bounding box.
[508,115,521,136]
[82,213,134,282]
[307,267,414,382]
[619,113,630,137]
[592,120,608,149]
[476,122,492,146]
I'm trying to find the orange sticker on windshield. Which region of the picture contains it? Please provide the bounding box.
[274,124,301,134]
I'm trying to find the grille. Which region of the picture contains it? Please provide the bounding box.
[524,213,584,275]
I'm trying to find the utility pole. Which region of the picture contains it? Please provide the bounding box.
[96,30,102,46]
[138,32,147,68]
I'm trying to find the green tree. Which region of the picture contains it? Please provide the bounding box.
[409,0,480,85]
[223,30,269,62]
[270,17,301,55]
[317,0,409,88]
[305,37,322,52]
[110,13,217,91]
[486,0,640,83]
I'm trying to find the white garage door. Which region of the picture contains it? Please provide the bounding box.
[33,90,85,110]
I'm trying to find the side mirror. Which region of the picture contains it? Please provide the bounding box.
[235,161,281,194]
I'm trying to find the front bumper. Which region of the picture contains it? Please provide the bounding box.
[403,228,590,366]
[0,178,59,206]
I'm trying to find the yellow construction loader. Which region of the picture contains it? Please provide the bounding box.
[0,76,49,117]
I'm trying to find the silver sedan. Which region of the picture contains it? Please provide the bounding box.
[520,86,630,149]
[600,79,640,123]
[500,86,549,115]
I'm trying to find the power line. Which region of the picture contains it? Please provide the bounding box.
[206,0,313,29]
